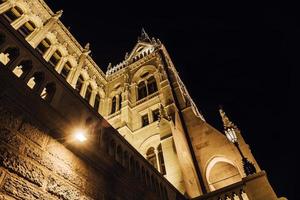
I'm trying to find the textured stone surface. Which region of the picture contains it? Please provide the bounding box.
[0,127,25,151]
[47,175,81,200]
[0,106,22,130]
[19,122,48,147]
[2,175,50,200]
[0,146,45,186]
[25,144,84,188]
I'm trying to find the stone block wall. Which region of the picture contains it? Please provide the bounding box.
[0,103,104,200]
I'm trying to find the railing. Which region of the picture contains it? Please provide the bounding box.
[193,171,276,200]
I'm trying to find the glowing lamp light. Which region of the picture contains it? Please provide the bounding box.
[225,127,237,143]
[74,129,87,142]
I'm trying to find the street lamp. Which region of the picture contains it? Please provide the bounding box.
[74,128,87,142]
[220,108,256,176]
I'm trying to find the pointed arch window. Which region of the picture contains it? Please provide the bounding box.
[158,144,166,175]
[111,96,117,114]
[27,72,44,90]
[146,147,157,170]
[40,83,56,102]
[12,60,32,78]
[3,47,20,66]
[147,76,157,94]
[37,38,51,55]
[138,81,147,100]
[94,93,100,112]
[75,75,84,92]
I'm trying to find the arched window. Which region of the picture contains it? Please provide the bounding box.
[3,6,23,22]
[94,94,100,112]
[27,72,44,90]
[36,38,51,55]
[111,96,116,114]
[60,61,71,79]
[40,83,56,102]
[146,147,157,170]
[12,60,32,78]
[18,21,36,37]
[85,85,92,102]
[147,76,157,94]
[138,81,147,100]
[2,47,19,66]
[118,94,122,110]
[75,75,84,92]
[49,50,62,67]
[158,144,166,175]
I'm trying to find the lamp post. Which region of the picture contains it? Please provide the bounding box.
[220,108,256,176]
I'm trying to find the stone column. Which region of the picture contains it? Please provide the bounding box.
[27,10,63,48]
[90,90,97,106]
[80,80,89,98]
[169,111,202,198]
[70,43,90,88]
[55,56,67,73]
[43,45,57,61]
[11,14,28,30]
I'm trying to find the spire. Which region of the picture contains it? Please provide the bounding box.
[219,106,237,130]
[138,28,151,43]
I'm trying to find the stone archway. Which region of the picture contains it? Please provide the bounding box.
[206,156,242,191]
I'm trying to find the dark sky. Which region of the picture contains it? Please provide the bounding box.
[47,1,295,199]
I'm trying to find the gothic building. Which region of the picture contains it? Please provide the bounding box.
[0,0,282,199]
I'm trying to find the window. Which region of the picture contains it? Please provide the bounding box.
[75,75,84,92]
[3,7,23,22]
[111,96,116,114]
[147,76,158,94]
[152,109,160,122]
[85,85,92,102]
[94,94,100,112]
[138,81,147,100]
[49,50,62,67]
[40,83,56,102]
[18,21,36,37]
[36,38,51,55]
[60,62,71,79]
[146,147,157,170]
[12,60,32,78]
[158,144,166,175]
[3,47,19,65]
[27,72,44,90]
[142,114,149,127]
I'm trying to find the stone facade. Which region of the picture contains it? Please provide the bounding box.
[0,0,280,199]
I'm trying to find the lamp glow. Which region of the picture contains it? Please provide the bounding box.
[74,129,87,142]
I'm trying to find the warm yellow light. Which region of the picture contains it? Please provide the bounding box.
[74,129,87,142]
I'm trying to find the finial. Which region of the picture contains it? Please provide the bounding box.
[124,52,129,59]
[53,10,63,19]
[138,28,151,43]
[82,43,91,55]
[219,106,237,130]
[107,62,112,70]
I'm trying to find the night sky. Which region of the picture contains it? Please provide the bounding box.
[47,1,295,199]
